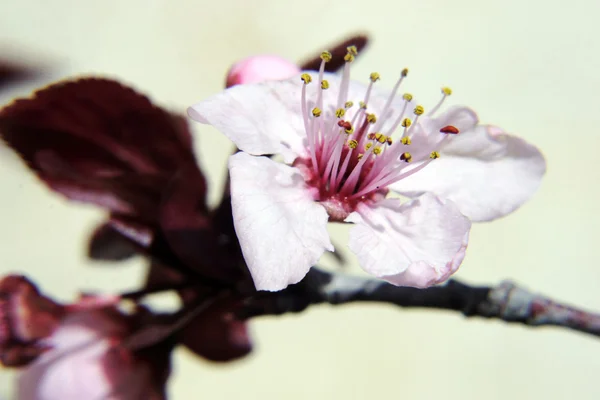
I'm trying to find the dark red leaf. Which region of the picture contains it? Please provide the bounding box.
[178,296,253,362]
[159,165,244,282]
[0,60,36,90]
[88,221,142,261]
[0,78,205,221]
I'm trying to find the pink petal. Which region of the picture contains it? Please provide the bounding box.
[228,152,333,291]
[391,125,546,222]
[225,55,300,87]
[345,194,471,288]
[188,77,308,162]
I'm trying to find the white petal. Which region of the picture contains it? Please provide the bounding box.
[229,152,333,291]
[390,125,546,222]
[424,105,479,133]
[188,78,308,163]
[188,72,408,163]
[409,106,480,158]
[345,194,471,288]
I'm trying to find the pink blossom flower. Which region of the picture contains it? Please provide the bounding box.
[17,307,165,400]
[0,275,169,400]
[188,49,545,291]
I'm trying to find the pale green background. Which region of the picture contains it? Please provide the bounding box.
[1,0,599,399]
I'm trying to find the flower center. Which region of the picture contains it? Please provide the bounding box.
[297,46,459,221]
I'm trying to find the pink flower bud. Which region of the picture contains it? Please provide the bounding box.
[225,55,300,87]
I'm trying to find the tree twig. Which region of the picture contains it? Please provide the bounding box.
[242,268,600,338]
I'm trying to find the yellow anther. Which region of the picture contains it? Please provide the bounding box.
[320,51,332,62]
[335,108,346,118]
[400,152,413,163]
[347,45,358,55]
[401,118,412,128]
[347,139,358,149]
[386,137,393,145]
[366,113,377,124]
[441,87,452,96]
[414,105,425,115]
[312,107,322,117]
[402,93,413,101]
[345,127,354,135]
[430,151,440,159]
[321,80,330,90]
[344,53,355,63]
[365,143,373,150]
[370,72,381,82]
[401,68,409,77]
[401,137,412,145]
[301,73,312,84]
[373,147,382,155]
[375,133,387,144]
[359,101,367,109]
[357,153,364,160]
[344,101,354,109]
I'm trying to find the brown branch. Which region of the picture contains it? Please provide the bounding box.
[242,268,600,338]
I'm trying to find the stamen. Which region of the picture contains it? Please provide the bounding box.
[340,144,376,194]
[322,131,347,185]
[383,96,412,137]
[315,55,329,153]
[429,86,452,115]
[301,74,318,173]
[375,133,387,144]
[334,144,355,189]
[404,106,424,138]
[400,152,413,163]
[430,151,440,159]
[312,107,322,117]
[401,137,411,145]
[336,48,355,109]
[320,51,332,63]
[344,101,354,109]
[300,73,312,84]
[373,69,409,133]
[352,158,432,199]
